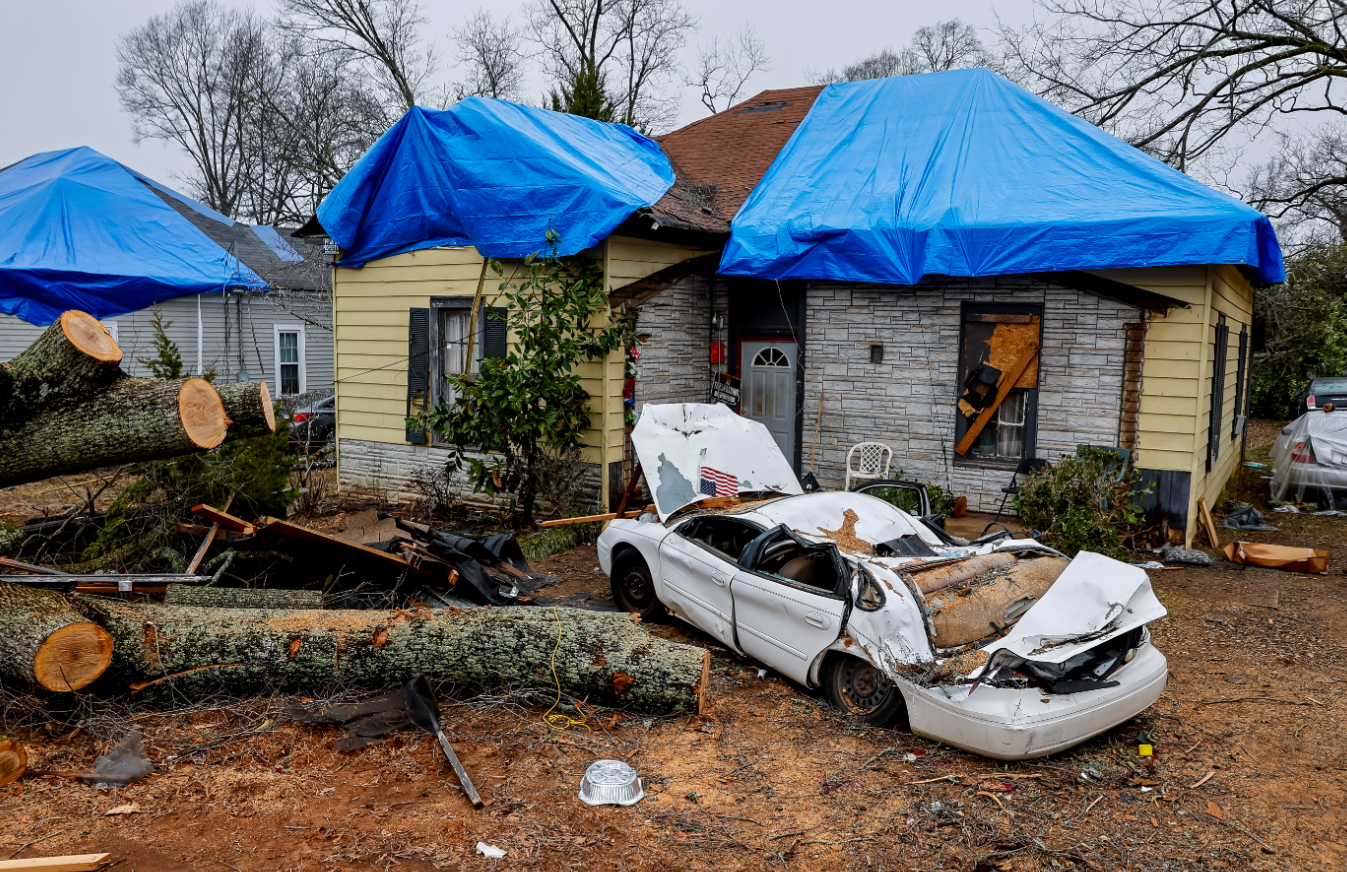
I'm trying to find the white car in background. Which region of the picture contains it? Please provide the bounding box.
[598,404,1169,760]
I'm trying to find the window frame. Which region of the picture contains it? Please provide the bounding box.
[676,515,765,564]
[273,324,306,396]
[427,298,508,446]
[953,303,1043,469]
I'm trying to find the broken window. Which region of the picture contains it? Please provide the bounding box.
[956,306,1041,463]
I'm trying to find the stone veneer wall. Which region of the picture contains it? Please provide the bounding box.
[804,277,1136,511]
[338,438,602,509]
[630,273,730,413]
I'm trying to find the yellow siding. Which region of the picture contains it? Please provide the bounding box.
[1090,264,1256,546]
[333,236,709,509]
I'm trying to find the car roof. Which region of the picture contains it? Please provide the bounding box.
[737,491,941,548]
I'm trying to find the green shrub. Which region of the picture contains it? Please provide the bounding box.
[518,521,602,561]
[0,523,22,556]
[1014,447,1144,559]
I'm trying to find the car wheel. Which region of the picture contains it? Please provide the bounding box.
[610,549,665,620]
[823,653,910,729]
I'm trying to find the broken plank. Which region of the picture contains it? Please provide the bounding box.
[1197,497,1221,548]
[187,494,233,574]
[0,855,112,871]
[256,517,440,578]
[0,575,209,586]
[0,557,69,576]
[956,341,1040,456]
[539,509,643,528]
[190,504,254,535]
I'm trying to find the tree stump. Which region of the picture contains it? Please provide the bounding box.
[0,377,229,487]
[81,600,709,715]
[215,380,276,439]
[0,583,113,691]
[0,310,123,424]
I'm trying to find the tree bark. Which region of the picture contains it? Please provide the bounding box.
[0,377,229,488]
[80,601,709,715]
[0,311,124,425]
[164,585,322,609]
[0,583,113,692]
[215,380,276,439]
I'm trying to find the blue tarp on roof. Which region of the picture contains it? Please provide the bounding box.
[317,98,675,267]
[0,147,266,326]
[719,69,1285,285]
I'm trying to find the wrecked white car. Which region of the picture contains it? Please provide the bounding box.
[597,404,1169,760]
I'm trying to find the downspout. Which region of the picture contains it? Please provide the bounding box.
[196,293,203,376]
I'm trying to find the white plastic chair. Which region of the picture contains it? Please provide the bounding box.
[845,441,893,490]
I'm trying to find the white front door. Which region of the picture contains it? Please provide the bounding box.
[741,340,797,463]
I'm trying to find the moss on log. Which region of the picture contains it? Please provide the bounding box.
[164,585,322,609]
[81,601,708,715]
[0,377,229,488]
[215,381,276,439]
[0,311,123,426]
[0,583,113,691]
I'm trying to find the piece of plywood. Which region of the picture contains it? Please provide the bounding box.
[0,855,112,871]
[190,504,254,536]
[956,341,1040,456]
[986,318,1041,389]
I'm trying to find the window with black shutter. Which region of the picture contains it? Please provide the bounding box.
[1232,326,1248,441]
[483,307,508,360]
[406,307,430,444]
[1207,314,1229,471]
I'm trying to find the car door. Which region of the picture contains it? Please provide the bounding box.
[658,517,762,650]
[730,526,850,686]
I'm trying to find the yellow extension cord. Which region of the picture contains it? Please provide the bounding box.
[543,607,592,731]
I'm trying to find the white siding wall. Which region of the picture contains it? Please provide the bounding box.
[0,292,333,394]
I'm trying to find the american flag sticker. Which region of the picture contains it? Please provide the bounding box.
[699,466,738,496]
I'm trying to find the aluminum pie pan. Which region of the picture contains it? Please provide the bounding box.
[578,759,644,807]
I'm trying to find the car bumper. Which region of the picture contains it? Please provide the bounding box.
[1277,461,1347,493]
[902,642,1168,760]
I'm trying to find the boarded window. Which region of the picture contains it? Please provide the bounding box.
[957,306,1042,462]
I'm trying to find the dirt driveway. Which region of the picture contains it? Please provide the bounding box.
[4,532,1346,872]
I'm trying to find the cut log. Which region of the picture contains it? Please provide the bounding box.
[81,601,709,715]
[215,380,276,439]
[0,311,123,425]
[0,583,113,691]
[0,377,229,488]
[0,739,26,787]
[164,585,323,609]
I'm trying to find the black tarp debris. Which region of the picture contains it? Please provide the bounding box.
[1222,505,1278,532]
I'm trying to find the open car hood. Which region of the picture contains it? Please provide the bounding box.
[632,403,802,521]
[970,552,1167,674]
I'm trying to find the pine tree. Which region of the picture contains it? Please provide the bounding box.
[549,66,616,122]
[138,307,185,380]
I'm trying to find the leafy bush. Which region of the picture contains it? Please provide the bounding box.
[0,522,22,556]
[1014,447,1144,559]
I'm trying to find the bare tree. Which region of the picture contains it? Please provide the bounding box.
[813,19,994,84]
[278,0,436,115]
[687,24,770,113]
[999,0,1347,188]
[529,0,695,131]
[450,10,527,102]
[1245,127,1347,244]
[117,0,270,218]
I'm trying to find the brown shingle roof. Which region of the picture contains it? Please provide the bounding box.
[646,86,824,235]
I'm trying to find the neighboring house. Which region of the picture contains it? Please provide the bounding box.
[0,149,333,397]
[316,72,1281,546]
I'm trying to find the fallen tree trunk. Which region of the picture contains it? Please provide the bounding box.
[164,585,322,609]
[80,601,709,715]
[0,311,123,424]
[0,583,113,691]
[215,380,276,439]
[0,377,230,488]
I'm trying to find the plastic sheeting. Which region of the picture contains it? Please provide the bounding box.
[0,144,266,326]
[719,69,1285,286]
[1270,412,1347,510]
[317,99,675,267]
[0,147,266,325]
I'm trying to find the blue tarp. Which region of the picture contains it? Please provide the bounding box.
[719,69,1285,285]
[0,147,266,325]
[317,98,675,267]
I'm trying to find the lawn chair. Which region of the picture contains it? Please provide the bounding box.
[845,442,893,490]
[992,457,1050,524]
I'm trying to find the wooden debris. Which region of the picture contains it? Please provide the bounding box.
[186,494,233,574]
[956,341,1040,455]
[539,509,644,528]
[0,855,112,871]
[0,740,26,787]
[190,504,254,536]
[1198,497,1221,548]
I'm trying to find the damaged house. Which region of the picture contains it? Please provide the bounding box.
[313,69,1283,546]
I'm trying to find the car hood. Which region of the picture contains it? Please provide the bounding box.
[632,403,802,521]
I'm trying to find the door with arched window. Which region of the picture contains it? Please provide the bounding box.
[740,340,797,462]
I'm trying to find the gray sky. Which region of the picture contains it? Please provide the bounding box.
[0,0,1034,190]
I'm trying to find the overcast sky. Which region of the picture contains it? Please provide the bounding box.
[0,0,1036,190]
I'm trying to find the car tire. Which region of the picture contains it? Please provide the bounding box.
[823,653,910,729]
[610,549,665,621]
